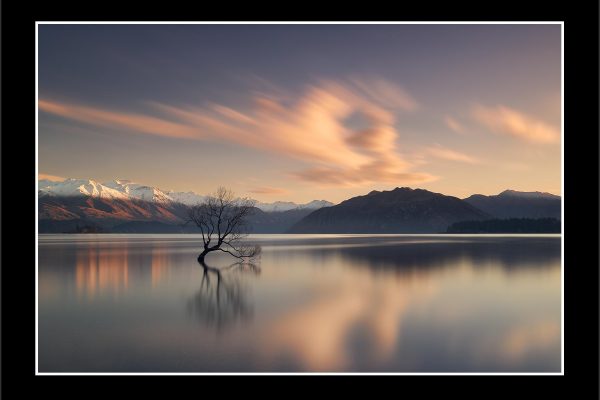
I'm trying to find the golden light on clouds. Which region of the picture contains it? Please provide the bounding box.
[39,78,435,189]
[248,186,289,195]
[38,173,66,182]
[38,99,200,140]
[426,145,481,164]
[471,104,560,144]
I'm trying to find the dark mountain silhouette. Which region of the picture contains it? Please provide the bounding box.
[464,190,561,219]
[288,187,490,233]
[246,208,316,233]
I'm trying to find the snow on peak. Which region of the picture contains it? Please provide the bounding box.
[256,199,334,212]
[39,178,128,200]
[103,180,174,204]
[38,177,334,210]
[302,200,334,209]
[165,191,206,206]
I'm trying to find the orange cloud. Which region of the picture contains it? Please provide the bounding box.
[39,99,200,139]
[471,104,559,144]
[292,166,436,187]
[248,186,289,195]
[38,173,65,182]
[426,145,480,164]
[39,78,433,187]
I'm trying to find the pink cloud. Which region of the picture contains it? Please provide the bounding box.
[248,186,289,195]
[292,166,436,187]
[426,145,480,164]
[38,173,66,182]
[38,99,200,139]
[471,104,559,144]
[39,78,433,188]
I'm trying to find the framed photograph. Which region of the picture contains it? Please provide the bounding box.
[2,3,598,396]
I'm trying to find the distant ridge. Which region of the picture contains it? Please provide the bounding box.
[464,190,561,219]
[37,177,333,233]
[288,187,489,233]
[38,177,333,210]
[38,179,561,234]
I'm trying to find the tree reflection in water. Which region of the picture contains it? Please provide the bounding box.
[187,260,260,331]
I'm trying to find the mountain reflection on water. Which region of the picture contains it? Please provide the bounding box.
[38,234,561,372]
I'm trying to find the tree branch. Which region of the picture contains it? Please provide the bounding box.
[217,247,247,260]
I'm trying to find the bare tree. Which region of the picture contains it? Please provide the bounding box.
[187,187,261,263]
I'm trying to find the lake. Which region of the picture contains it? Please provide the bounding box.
[38,234,561,373]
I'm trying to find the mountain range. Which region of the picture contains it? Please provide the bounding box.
[288,187,490,233]
[39,179,332,210]
[38,178,333,233]
[463,190,561,219]
[38,178,561,233]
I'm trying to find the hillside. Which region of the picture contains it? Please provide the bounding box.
[288,187,490,233]
[464,190,561,219]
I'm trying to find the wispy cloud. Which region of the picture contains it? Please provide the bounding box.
[39,78,434,188]
[444,115,466,135]
[426,145,481,164]
[347,77,419,112]
[38,99,200,139]
[248,186,289,195]
[38,173,66,182]
[292,167,435,187]
[471,104,559,144]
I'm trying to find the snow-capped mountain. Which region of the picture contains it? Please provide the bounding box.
[37,177,335,233]
[37,177,334,210]
[164,191,206,206]
[39,178,129,200]
[256,200,334,212]
[103,180,174,204]
[301,200,334,209]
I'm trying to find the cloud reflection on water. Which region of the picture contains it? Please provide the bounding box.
[38,235,561,372]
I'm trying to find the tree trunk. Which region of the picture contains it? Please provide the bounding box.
[198,249,210,263]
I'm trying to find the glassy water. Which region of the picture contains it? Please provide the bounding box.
[38,234,561,373]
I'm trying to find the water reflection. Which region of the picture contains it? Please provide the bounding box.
[151,245,170,287]
[38,235,561,372]
[271,237,560,273]
[187,261,260,330]
[259,265,437,370]
[75,246,129,298]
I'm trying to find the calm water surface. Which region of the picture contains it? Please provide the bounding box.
[38,234,561,372]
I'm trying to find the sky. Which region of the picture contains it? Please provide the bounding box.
[38,23,561,203]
